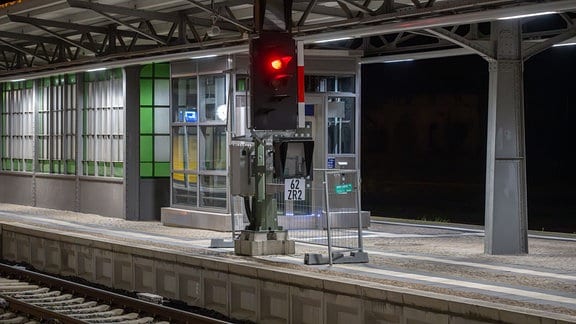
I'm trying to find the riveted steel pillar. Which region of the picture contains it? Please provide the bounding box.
[484,20,528,255]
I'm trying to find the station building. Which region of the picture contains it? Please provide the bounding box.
[0,51,361,231]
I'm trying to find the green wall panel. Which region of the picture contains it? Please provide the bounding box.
[140,135,153,162]
[154,162,170,177]
[140,79,153,106]
[140,162,153,177]
[140,107,153,134]
[141,64,153,78]
[155,63,170,78]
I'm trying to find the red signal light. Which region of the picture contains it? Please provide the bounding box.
[271,59,283,70]
[269,56,293,71]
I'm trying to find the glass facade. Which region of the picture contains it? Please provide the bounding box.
[304,74,357,156]
[83,69,125,177]
[1,77,78,174]
[140,63,171,177]
[1,70,127,178]
[171,72,229,210]
[328,96,355,154]
[1,80,35,172]
[38,75,77,174]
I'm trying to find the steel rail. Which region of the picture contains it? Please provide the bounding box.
[0,294,86,324]
[0,263,230,324]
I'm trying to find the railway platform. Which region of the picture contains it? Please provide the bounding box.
[0,203,574,323]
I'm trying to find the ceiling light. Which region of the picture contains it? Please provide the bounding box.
[207,15,221,37]
[498,11,556,20]
[207,25,221,37]
[10,79,26,82]
[553,42,576,47]
[314,37,352,44]
[191,54,218,59]
[86,67,107,72]
[383,59,414,64]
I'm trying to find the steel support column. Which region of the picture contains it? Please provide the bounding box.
[484,20,528,255]
[124,65,141,221]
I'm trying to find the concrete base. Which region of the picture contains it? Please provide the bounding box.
[210,238,235,248]
[161,207,242,232]
[234,230,295,256]
[305,251,369,265]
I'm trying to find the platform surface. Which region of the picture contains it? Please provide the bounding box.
[0,203,574,321]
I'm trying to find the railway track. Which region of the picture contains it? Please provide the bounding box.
[0,263,230,324]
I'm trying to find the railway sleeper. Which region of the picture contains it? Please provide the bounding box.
[47,301,98,310]
[13,291,61,300]
[0,315,29,323]
[71,308,124,319]
[84,312,140,323]
[0,286,41,294]
[32,297,85,308]
[0,280,20,284]
[110,318,157,324]
[17,293,71,303]
[57,304,110,314]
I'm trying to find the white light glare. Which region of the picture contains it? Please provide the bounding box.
[10,79,26,82]
[498,11,556,20]
[314,37,352,44]
[553,42,576,47]
[383,59,414,64]
[86,67,107,72]
[191,54,218,59]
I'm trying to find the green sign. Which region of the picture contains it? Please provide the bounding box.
[335,183,353,194]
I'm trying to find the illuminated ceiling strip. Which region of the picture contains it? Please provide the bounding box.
[553,42,576,47]
[190,54,218,59]
[497,11,557,20]
[86,67,106,72]
[314,37,352,44]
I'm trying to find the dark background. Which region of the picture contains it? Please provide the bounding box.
[361,46,576,233]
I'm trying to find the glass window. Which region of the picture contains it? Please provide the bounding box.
[154,79,170,106]
[200,125,226,171]
[1,81,35,172]
[173,77,198,123]
[305,75,355,93]
[171,71,229,211]
[328,96,355,154]
[83,69,124,177]
[199,175,227,208]
[199,75,227,122]
[1,77,77,175]
[172,172,198,207]
[172,126,197,172]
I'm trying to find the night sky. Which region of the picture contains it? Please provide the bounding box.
[361,46,576,233]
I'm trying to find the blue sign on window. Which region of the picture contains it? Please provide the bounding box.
[327,157,335,169]
[305,104,314,116]
[185,110,197,123]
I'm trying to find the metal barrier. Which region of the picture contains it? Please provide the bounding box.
[227,169,368,264]
[275,169,368,265]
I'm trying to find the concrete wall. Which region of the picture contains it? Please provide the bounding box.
[139,178,170,221]
[1,223,570,324]
[78,178,124,218]
[35,175,77,211]
[0,173,33,205]
[0,173,124,219]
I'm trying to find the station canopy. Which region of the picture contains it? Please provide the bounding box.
[0,0,575,79]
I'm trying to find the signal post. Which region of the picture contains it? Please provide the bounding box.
[234,0,312,256]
